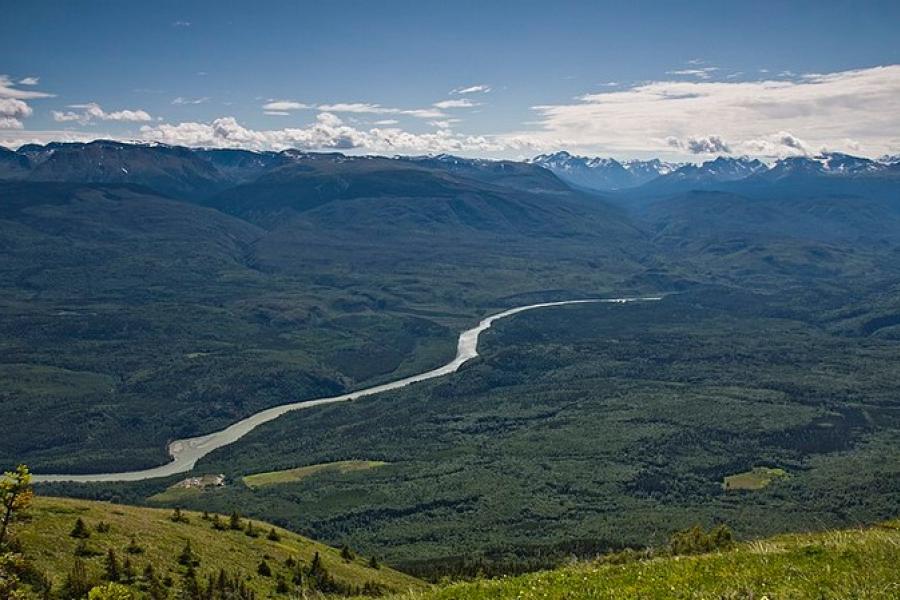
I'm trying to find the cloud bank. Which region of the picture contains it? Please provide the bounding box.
[4,66,899,158]
[525,65,900,157]
[138,113,513,154]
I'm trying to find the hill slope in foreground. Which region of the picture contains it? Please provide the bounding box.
[16,496,423,597]
[387,520,900,600]
[14,496,900,599]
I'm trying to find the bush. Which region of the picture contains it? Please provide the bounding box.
[88,582,133,600]
[669,524,735,556]
[177,541,199,567]
[124,536,144,555]
[340,545,355,562]
[170,508,189,524]
[257,560,272,577]
[70,518,91,539]
[74,540,102,557]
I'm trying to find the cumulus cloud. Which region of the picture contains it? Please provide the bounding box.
[52,103,152,124]
[138,113,512,154]
[0,90,33,129]
[433,99,478,109]
[0,98,33,129]
[0,76,53,129]
[666,134,731,154]
[742,131,810,156]
[451,84,491,95]
[523,65,900,157]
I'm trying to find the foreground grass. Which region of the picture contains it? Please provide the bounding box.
[384,520,900,599]
[18,496,424,596]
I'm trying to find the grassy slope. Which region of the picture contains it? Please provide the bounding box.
[388,520,900,599]
[18,496,425,596]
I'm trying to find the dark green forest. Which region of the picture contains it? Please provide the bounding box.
[4,142,900,579]
[44,289,900,577]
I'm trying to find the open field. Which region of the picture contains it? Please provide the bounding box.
[723,466,788,491]
[244,461,388,489]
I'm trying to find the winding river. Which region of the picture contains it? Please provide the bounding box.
[34,297,660,483]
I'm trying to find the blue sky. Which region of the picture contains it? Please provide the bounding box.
[2,1,899,159]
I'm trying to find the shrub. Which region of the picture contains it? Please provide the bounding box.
[125,536,144,555]
[74,541,102,557]
[70,518,91,539]
[88,582,133,600]
[669,524,735,556]
[340,545,356,562]
[170,508,189,524]
[177,541,199,567]
[257,560,272,577]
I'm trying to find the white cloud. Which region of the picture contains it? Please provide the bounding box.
[373,119,399,125]
[429,119,460,129]
[172,96,210,105]
[451,84,491,95]
[0,75,54,100]
[0,98,33,129]
[0,77,53,129]
[433,99,478,109]
[742,131,810,156]
[52,103,152,124]
[137,113,509,154]
[264,111,291,116]
[400,108,446,119]
[316,102,390,113]
[172,20,191,27]
[260,100,453,120]
[262,100,312,111]
[666,67,719,79]
[666,134,732,154]
[523,65,900,157]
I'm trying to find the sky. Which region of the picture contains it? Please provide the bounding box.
[2,0,900,160]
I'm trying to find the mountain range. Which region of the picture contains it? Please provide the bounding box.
[3,141,898,200]
[531,149,899,193]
